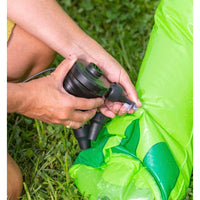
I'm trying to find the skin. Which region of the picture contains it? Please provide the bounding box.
[7,0,142,122]
[7,1,142,199]
[8,55,104,129]
[7,154,23,200]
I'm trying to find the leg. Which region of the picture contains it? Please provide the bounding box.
[7,24,56,83]
[7,154,23,200]
[7,25,56,198]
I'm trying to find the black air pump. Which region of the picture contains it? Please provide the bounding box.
[63,62,137,149]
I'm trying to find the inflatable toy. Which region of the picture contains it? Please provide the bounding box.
[69,0,193,199]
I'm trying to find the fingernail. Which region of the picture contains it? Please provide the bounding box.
[128,109,134,114]
[110,113,115,118]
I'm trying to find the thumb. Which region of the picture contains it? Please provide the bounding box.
[120,70,142,107]
[53,57,77,80]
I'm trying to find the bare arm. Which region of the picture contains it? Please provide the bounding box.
[7,59,104,128]
[7,0,94,59]
[7,0,142,117]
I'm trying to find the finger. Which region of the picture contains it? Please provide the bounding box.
[99,105,115,118]
[104,100,123,115]
[119,70,142,107]
[117,105,128,116]
[72,97,104,110]
[128,108,134,114]
[64,120,83,129]
[52,57,77,81]
[112,102,122,114]
[71,108,97,123]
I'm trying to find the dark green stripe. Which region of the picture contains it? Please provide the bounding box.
[143,142,180,200]
[118,118,140,156]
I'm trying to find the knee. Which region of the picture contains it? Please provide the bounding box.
[7,154,23,200]
[7,25,56,82]
[31,38,57,74]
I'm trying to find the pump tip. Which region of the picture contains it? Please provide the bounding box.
[123,102,138,111]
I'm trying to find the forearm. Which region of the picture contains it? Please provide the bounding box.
[7,0,105,59]
[7,82,32,113]
[7,59,105,127]
[7,0,141,111]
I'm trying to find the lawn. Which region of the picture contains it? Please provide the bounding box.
[7,0,193,199]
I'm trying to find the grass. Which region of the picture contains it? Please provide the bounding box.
[7,0,193,199]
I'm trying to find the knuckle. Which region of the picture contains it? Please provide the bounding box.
[87,110,97,120]
[59,112,68,120]
[73,122,82,129]
[88,98,103,108]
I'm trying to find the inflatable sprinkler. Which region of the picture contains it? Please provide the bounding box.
[69,0,193,199]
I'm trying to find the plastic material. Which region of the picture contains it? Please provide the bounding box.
[63,62,108,98]
[73,125,91,150]
[88,112,107,141]
[69,0,193,199]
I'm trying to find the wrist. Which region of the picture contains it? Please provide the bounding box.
[7,82,34,114]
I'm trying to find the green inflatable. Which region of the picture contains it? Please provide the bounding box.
[69,0,193,199]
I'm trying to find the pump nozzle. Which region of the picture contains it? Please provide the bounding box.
[106,83,138,111]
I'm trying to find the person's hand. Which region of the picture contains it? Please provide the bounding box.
[98,56,142,118]
[7,0,141,119]
[17,58,104,129]
[76,43,142,118]
[67,36,142,118]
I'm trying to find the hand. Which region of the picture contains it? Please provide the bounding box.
[15,58,104,129]
[98,56,142,118]
[75,41,142,118]
[7,0,141,119]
